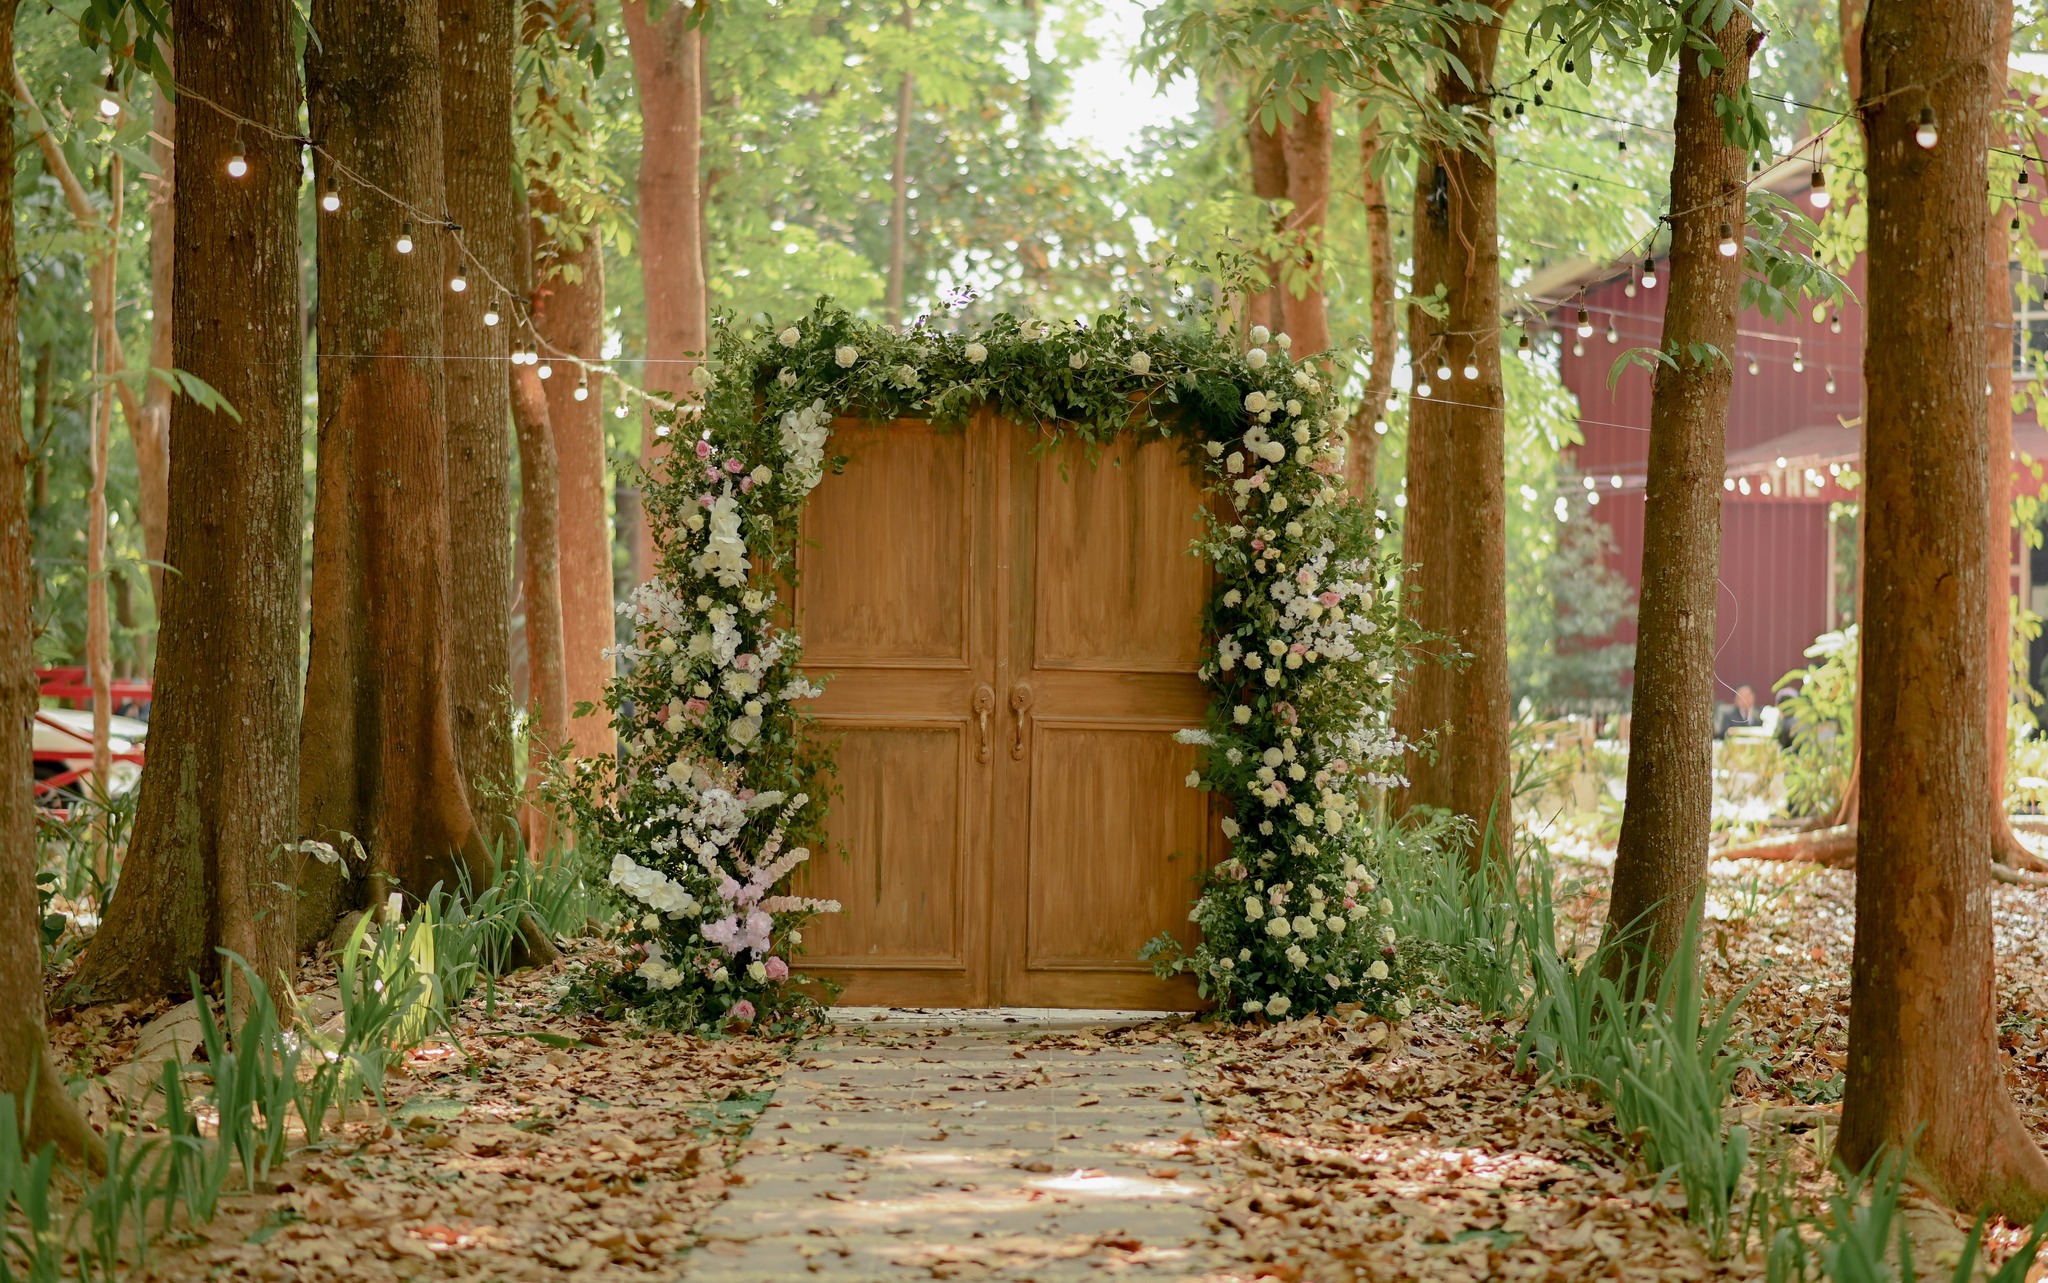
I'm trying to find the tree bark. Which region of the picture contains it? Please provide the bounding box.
[1839,0,2048,1218]
[1604,11,1755,979]
[510,351,567,852]
[441,0,518,846]
[533,228,615,759]
[622,0,705,575]
[301,0,553,967]
[87,164,115,868]
[0,0,100,1165]
[1277,91,1333,360]
[1393,2,1513,853]
[68,0,306,1008]
[1246,106,1289,338]
[1344,112,1394,508]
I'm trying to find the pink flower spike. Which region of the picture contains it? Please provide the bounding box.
[764,956,790,981]
[693,439,712,460]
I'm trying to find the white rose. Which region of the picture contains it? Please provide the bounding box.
[835,345,859,368]
[711,966,730,983]
[1244,391,1269,413]
[1243,999,1265,1013]
[964,341,988,363]
[728,716,761,746]
[1275,332,1292,351]
[1266,916,1291,937]
[1069,351,1088,370]
[1129,351,1151,375]
[1185,770,1201,788]
[779,326,801,347]
[1395,996,1412,1017]
[1266,994,1290,1016]
[1244,896,1264,919]
[750,465,772,485]
[1286,399,1303,417]
[747,961,768,982]
[1368,960,1390,980]
[1250,325,1270,345]
[658,637,678,655]
[1245,347,1268,370]
[777,368,797,387]
[1220,817,1239,837]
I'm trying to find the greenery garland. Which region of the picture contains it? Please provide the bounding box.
[563,297,1416,1028]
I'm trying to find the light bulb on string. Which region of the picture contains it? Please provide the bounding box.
[1830,313,1842,334]
[573,380,590,402]
[483,301,501,327]
[1518,333,1532,358]
[1435,360,1452,382]
[1609,474,1623,489]
[1625,278,1637,298]
[1605,321,1618,344]
[1792,346,1805,374]
[1641,259,1658,289]
[321,179,340,212]
[1416,380,1433,398]
[97,73,119,119]
[1572,339,1584,357]
[1717,223,1739,257]
[1747,355,1759,376]
[1723,478,1735,492]
[1825,369,1837,394]
[1576,308,1592,338]
[1915,105,1939,149]
[615,403,630,419]
[1462,361,1479,380]
[1808,167,1829,209]
[396,221,415,254]
[537,362,554,380]
[449,264,468,293]
[226,138,249,179]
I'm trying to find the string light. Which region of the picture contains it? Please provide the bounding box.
[1605,320,1618,344]
[1572,339,1584,356]
[1576,307,1592,338]
[1808,167,1829,209]
[1748,355,1759,375]
[615,403,630,419]
[537,362,554,380]
[1916,105,1939,149]
[226,149,248,178]
[1830,313,1842,334]
[1792,345,1805,373]
[1723,478,1735,491]
[573,380,590,401]
[1717,223,1739,257]
[396,221,415,254]
[449,264,468,293]
[483,301,501,327]
[1825,369,1837,394]
[1518,333,1532,356]
[97,73,119,119]
[1435,360,1452,381]
[321,179,340,212]
[1373,420,1388,435]
[1641,259,1658,289]
[1417,379,1433,398]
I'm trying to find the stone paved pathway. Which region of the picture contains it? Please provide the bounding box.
[686,1013,1228,1281]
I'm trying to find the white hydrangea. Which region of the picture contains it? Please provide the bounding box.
[609,854,700,917]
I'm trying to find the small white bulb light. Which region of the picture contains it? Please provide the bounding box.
[1916,105,1939,149]
[537,362,553,380]
[1717,223,1739,257]
[615,403,630,419]
[396,221,415,254]
[1435,361,1452,382]
[227,151,249,179]
[1641,259,1658,289]
[97,75,119,118]
[573,381,590,402]
[1576,308,1592,338]
[320,181,340,212]
[450,265,468,293]
[1809,167,1830,209]
[483,305,501,327]
[1462,362,1479,381]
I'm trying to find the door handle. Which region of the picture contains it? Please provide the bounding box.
[972,685,995,763]
[1009,683,1034,760]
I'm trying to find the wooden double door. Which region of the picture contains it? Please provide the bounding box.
[790,411,1216,1009]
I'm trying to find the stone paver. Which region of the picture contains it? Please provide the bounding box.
[686,1014,1225,1281]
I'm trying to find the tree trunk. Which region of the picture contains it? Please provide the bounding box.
[87,170,114,869]
[510,354,566,850]
[1344,112,1394,508]
[441,0,518,847]
[1604,11,1755,979]
[1393,3,1512,853]
[1838,0,2048,1218]
[1246,106,1289,338]
[137,69,172,611]
[302,0,553,967]
[67,0,307,1008]
[622,0,705,575]
[1277,91,1333,360]
[883,17,915,326]
[0,0,99,1164]
[533,228,614,759]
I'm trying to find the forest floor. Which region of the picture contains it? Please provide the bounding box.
[39,833,2048,1282]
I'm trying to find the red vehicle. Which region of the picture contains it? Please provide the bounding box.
[33,668,150,804]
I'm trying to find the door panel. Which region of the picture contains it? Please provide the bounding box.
[997,429,1215,1010]
[793,416,994,1007]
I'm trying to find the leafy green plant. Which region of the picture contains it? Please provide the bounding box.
[1777,627,1858,819]
[0,1096,62,1283]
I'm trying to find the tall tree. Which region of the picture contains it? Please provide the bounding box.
[66,0,306,1005]
[1604,8,1755,976]
[1393,1,1513,849]
[0,0,100,1162]
[1247,107,1289,338]
[1838,0,2048,1217]
[1277,91,1333,360]
[300,0,554,963]
[138,67,172,608]
[441,0,519,844]
[1344,112,1396,507]
[622,0,705,574]
[883,0,914,327]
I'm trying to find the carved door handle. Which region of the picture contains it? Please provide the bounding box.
[972,685,995,763]
[1009,684,1034,760]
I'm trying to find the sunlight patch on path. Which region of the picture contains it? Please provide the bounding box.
[685,1016,1228,1281]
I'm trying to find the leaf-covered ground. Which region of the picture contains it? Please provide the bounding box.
[40,850,2048,1281]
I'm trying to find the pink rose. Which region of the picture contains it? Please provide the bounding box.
[693,439,712,460]
[1319,591,1341,607]
[740,477,754,493]
[763,956,790,981]
[1290,642,1307,655]
[684,698,709,717]
[724,457,746,474]
[1250,539,1265,552]
[1343,897,1357,908]
[698,493,715,509]
[729,1000,757,1023]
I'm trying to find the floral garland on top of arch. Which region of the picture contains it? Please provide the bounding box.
[560,297,1416,1030]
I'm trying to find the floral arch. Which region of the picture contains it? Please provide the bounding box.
[563,299,1412,1029]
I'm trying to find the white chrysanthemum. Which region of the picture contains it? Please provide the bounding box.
[1250,324,1270,345]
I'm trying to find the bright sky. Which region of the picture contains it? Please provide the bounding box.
[1048,0,1200,161]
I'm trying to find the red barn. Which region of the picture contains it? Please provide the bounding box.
[1527,155,2044,706]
